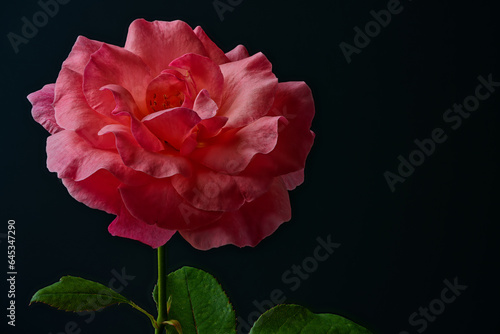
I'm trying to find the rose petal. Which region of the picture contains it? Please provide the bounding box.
[179,178,291,250]
[180,115,229,157]
[47,130,149,185]
[84,44,152,117]
[99,124,191,178]
[101,84,142,117]
[27,83,63,134]
[61,35,103,75]
[193,89,218,119]
[171,167,245,212]
[232,173,274,202]
[193,26,229,65]
[125,19,207,76]
[114,111,166,153]
[119,178,222,230]
[54,67,117,149]
[169,53,224,106]
[108,206,176,248]
[179,132,198,157]
[218,53,278,128]
[225,44,249,62]
[190,116,286,174]
[101,84,164,152]
[247,81,315,176]
[142,107,201,150]
[197,116,228,140]
[61,169,122,215]
[281,169,305,190]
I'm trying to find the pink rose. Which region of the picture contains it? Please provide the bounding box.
[28,19,315,250]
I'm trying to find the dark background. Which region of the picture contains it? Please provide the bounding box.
[1,0,499,333]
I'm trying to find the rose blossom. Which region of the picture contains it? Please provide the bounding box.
[28,19,315,250]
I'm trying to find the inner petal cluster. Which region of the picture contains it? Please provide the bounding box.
[148,91,184,113]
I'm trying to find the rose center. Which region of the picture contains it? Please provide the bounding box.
[148,91,184,113]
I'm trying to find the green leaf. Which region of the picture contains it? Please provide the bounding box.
[249,304,373,334]
[153,284,158,306]
[164,266,236,334]
[30,276,130,312]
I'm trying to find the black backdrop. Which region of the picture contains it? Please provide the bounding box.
[1,0,499,333]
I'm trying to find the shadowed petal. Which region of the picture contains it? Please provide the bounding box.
[179,178,291,250]
[171,166,245,212]
[232,173,274,202]
[119,178,222,230]
[62,169,122,215]
[196,116,228,140]
[281,169,305,190]
[108,206,176,248]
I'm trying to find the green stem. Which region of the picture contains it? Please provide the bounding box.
[129,301,158,329]
[155,245,167,334]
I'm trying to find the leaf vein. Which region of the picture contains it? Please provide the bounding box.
[276,308,302,333]
[184,269,199,334]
